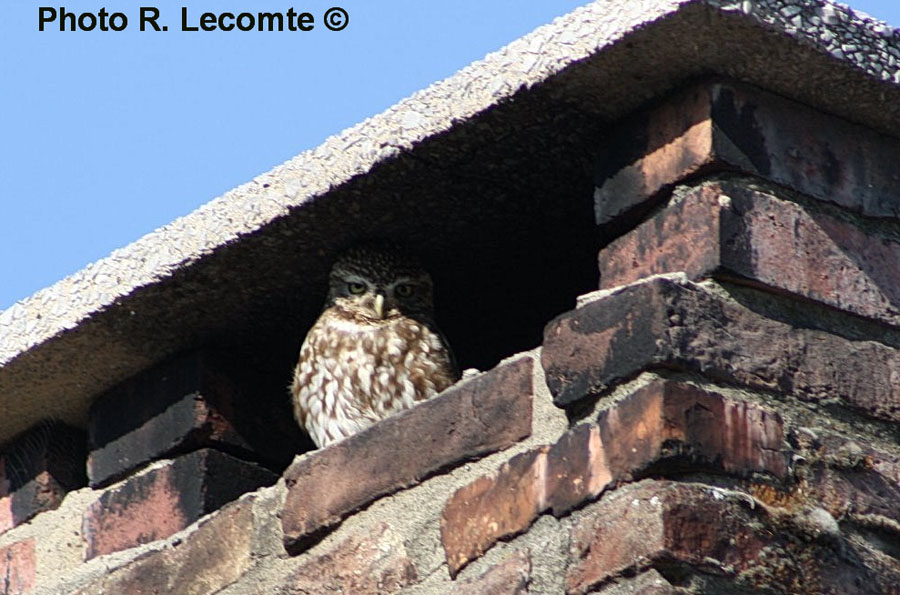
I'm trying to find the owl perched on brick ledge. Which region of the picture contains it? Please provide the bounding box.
[291,244,459,448]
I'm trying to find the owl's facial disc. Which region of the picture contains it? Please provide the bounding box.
[326,246,435,322]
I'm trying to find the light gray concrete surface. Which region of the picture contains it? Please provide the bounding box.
[2,0,899,444]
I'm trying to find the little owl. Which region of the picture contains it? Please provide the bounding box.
[291,244,459,448]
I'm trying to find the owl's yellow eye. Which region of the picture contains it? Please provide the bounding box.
[394,283,414,298]
[347,282,366,295]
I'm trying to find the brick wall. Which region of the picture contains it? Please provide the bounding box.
[2,79,900,594]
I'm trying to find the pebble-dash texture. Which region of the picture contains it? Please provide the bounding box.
[449,550,532,595]
[3,0,900,447]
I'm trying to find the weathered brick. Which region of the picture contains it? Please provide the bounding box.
[588,569,676,594]
[567,480,898,595]
[74,496,256,595]
[843,541,900,595]
[0,539,36,595]
[567,481,768,595]
[88,350,301,487]
[450,550,532,595]
[542,275,900,424]
[441,421,615,577]
[599,181,900,327]
[811,464,900,528]
[441,380,784,575]
[82,448,275,560]
[544,423,611,517]
[597,380,787,481]
[282,356,533,554]
[795,433,900,527]
[595,81,900,224]
[286,522,417,594]
[441,447,547,577]
[0,421,86,534]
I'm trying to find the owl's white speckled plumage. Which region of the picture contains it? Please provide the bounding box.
[291,245,458,448]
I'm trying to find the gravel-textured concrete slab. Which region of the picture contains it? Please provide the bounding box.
[2,0,899,444]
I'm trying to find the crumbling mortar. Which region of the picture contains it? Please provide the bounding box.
[564,371,664,425]
[394,563,448,595]
[248,481,288,561]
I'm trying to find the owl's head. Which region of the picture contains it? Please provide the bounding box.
[326,244,435,322]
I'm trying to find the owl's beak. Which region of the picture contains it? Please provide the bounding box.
[374,293,385,319]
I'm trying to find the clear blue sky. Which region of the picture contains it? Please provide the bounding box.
[1,0,898,311]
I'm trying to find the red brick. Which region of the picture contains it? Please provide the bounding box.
[441,447,547,577]
[542,276,900,424]
[595,81,900,224]
[282,356,533,554]
[285,522,417,594]
[599,181,900,328]
[88,350,302,487]
[74,496,255,595]
[0,539,36,595]
[440,422,615,577]
[544,423,611,517]
[567,480,900,595]
[450,550,532,595]
[567,481,761,593]
[595,88,716,225]
[82,448,275,560]
[440,380,783,575]
[597,380,787,480]
[440,421,617,578]
[0,422,86,535]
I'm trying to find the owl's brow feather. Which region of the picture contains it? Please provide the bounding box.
[330,248,430,287]
[332,270,431,288]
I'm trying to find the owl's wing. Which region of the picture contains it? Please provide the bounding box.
[433,323,460,383]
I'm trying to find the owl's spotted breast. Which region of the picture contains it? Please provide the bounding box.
[291,290,457,447]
